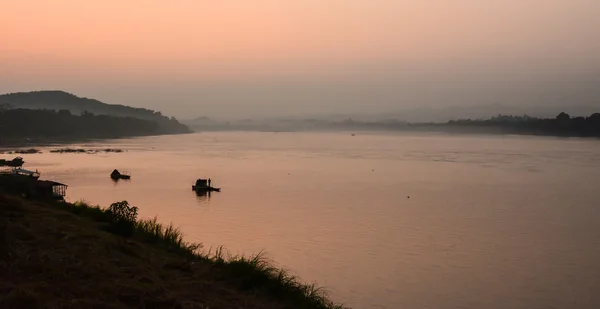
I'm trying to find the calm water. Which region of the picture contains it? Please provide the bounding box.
[16,132,600,309]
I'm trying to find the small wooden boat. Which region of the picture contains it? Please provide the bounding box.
[192,178,220,192]
[1,167,41,180]
[110,169,131,180]
[0,157,25,167]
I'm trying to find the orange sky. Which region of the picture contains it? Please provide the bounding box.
[1,1,599,117]
[3,1,598,75]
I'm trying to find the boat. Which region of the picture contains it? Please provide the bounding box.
[110,169,131,180]
[0,166,67,200]
[12,167,41,179]
[0,166,40,180]
[0,157,25,167]
[192,178,220,192]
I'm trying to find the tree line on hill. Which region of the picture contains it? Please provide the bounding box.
[330,112,600,138]
[0,108,165,144]
[445,112,600,137]
[0,91,190,135]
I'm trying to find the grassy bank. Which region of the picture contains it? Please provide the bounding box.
[0,196,347,309]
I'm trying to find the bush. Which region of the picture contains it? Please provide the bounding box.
[107,201,138,236]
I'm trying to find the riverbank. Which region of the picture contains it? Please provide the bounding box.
[185,112,600,139]
[0,195,346,309]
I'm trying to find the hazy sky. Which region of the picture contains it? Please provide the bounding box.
[1,0,599,119]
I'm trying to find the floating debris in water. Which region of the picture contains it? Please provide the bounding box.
[16,148,42,154]
[49,148,124,154]
[50,148,87,153]
[1,148,42,154]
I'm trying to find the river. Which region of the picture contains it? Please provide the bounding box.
[15,131,600,309]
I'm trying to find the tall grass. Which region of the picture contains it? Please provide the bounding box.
[60,200,111,222]
[136,217,202,257]
[209,250,347,309]
[49,200,348,309]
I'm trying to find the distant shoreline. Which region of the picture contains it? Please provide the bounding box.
[184,125,600,140]
[185,112,600,139]
[2,125,597,153]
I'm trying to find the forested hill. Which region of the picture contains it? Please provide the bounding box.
[0,91,190,134]
[0,108,162,145]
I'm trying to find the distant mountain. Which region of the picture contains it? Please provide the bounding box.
[0,90,190,134]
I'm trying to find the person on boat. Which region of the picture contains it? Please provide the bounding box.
[208,178,212,187]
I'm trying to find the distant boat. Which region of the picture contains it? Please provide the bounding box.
[110,169,131,180]
[192,178,220,192]
[11,167,41,179]
[0,167,40,180]
[0,157,25,167]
